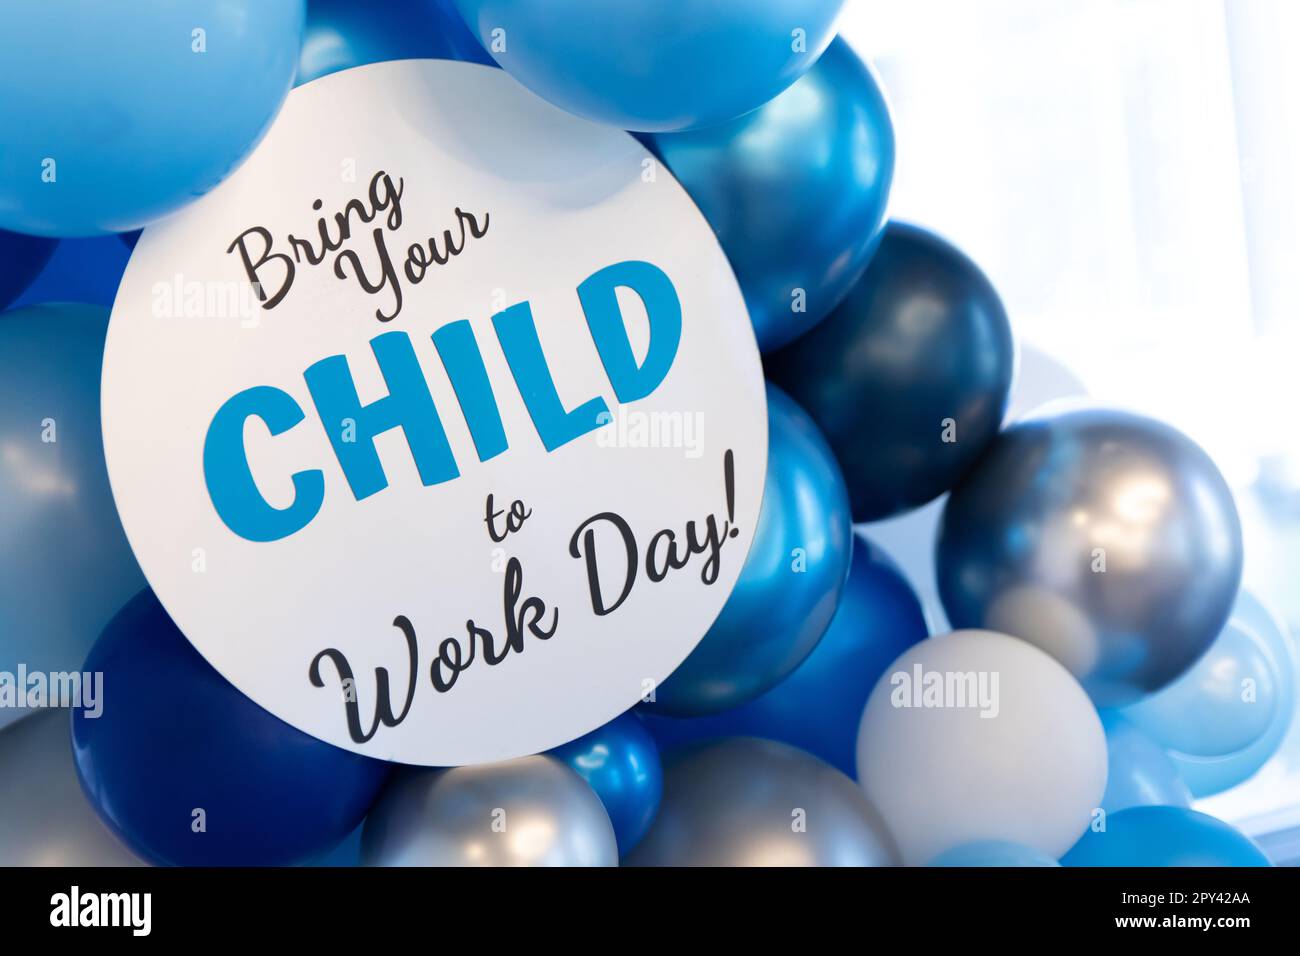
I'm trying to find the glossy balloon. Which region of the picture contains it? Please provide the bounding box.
[0,305,146,730]
[937,408,1243,707]
[641,534,927,777]
[297,0,490,86]
[73,590,390,866]
[452,0,846,132]
[1169,591,1297,797]
[1100,712,1192,813]
[11,236,132,309]
[362,758,617,866]
[548,712,663,855]
[857,631,1106,865]
[0,229,56,310]
[0,711,144,866]
[625,738,896,867]
[1063,807,1270,867]
[645,385,852,716]
[1124,618,1279,758]
[0,1,304,235]
[767,222,1015,521]
[930,841,1059,867]
[644,39,893,353]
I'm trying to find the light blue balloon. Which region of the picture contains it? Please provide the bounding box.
[1099,712,1191,812]
[1124,617,1278,758]
[644,39,895,353]
[643,385,853,716]
[930,841,1060,867]
[1168,592,1297,797]
[452,0,847,132]
[1063,806,1270,867]
[0,305,147,729]
[297,0,491,87]
[0,0,305,236]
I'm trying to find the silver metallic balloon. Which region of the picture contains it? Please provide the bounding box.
[625,738,897,866]
[937,408,1242,706]
[0,710,145,866]
[361,756,617,866]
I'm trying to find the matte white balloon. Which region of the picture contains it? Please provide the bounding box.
[361,756,617,867]
[856,630,1107,865]
[0,710,145,866]
[626,738,897,866]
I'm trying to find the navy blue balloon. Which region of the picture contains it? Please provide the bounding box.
[766,222,1015,522]
[644,39,894,353]
[12,235,132,309]
[73,590,390,866]
[0,229,57,311]
[297,0,491,87]
[1063,807,1270,867]
[641,534,928,777]
[1099,712,1192,813]
[548,712,663,855]
[645,385,853,716]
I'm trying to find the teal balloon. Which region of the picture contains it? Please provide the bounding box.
[0,305,146,729]
[644,39,894,353]
[548,713,662,855]
[0,229,56,310]
[0,0,304,235]
[1063,807,1270,867]
[930,841,1059,867]
[297,0,490,87]
[1100,712,1191,812]
[1168,592,1297,797]
[452,0,846,132]
[640,534,927,777]
[644,385,852,716]
[1124,618,1279,758]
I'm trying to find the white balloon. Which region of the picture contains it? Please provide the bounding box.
[856,630,1107,865]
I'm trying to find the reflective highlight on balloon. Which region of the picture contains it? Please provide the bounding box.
[645,385,852,716]
[645,39,894,353]
[626,738,896,867]
[937,408,1243,706]
[362,757,617,866]
[767,222,1015,521]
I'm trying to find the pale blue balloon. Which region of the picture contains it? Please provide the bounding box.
[1168,592,1298,797]
[1099,712,1191,812]
[0,0,304,235]
[930,840,1060,867]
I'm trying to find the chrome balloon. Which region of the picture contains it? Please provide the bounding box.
[0,711,144,866]
[625,738,897,867]
[937,408,1243,706]
[361,756,617,867]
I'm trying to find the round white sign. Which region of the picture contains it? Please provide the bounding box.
[101,60,766,765]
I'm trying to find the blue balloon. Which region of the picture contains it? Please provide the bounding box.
[644,39,894,353]
[548,713,663,856]
[641,534,928,777]
[73,590,390,866]
[1063,807,1271,867]
[1124,617,1279,758]
[1168,592,1297,797]
[0,1,304,236]
[1099,712,1191,813]
[643,385,853,716]
[0,229,56,311]
[0,305,147,730]
[766,222,1015,522]
[452,0,846,132]
[11,235,133,309]
[297,0,490,87]
[930,841,1060,867]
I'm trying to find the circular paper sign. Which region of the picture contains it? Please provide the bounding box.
[102,60,766,765]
